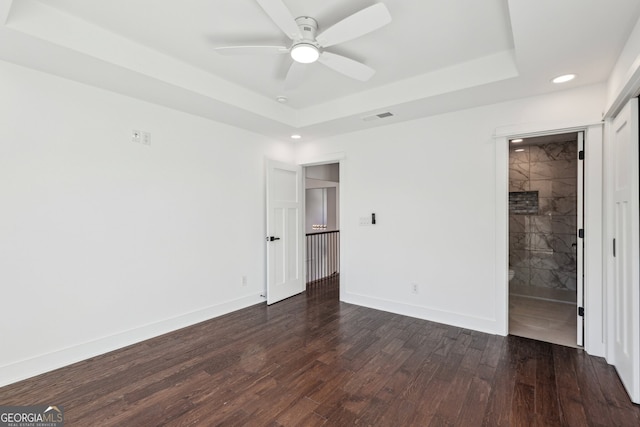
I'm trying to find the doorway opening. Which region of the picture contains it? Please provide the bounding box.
[305,163,340,296]
[508,132,583,347]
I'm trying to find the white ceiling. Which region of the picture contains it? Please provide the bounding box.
[0,0,639,141]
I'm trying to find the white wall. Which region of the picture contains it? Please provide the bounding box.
[0,52,619,387]
[0,60,294,386]
[606,14,640,112]
[297,84,606,335]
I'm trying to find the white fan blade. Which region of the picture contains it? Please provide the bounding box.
[215,46,289,56]
[284,61,307,90]
[316,3,391,48]
[255,0,301,40]
[318,52,375,81]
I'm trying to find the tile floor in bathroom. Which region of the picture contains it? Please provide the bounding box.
[509,294,577,348]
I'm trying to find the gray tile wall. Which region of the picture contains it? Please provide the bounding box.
[509,140,577,291]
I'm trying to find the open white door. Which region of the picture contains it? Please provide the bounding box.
[611,98,640,403]
[577,132,584,347]
[265,159,304,305]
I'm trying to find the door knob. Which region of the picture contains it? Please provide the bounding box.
[266,236,281,241]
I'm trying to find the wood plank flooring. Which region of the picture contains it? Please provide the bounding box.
[1,279,639,426]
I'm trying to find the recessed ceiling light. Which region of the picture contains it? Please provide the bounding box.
[276,96,288,103]
[552,74,576,84]
[291,134,302,140]
[514,148,525,152]
[511,139,523,143]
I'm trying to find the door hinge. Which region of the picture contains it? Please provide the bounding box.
[578,229,584,239]
[579,150,584,160]
[578,307,584,317]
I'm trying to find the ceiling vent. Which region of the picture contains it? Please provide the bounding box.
[362,112,394,121]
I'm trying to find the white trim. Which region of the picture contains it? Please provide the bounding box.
[495,122,605,357]
[603,118,616,363]
[494,121,602,139]
[343,292,500,335]
[577,132,585,347]
[0,294,263,387]
[584,125,605,356]
[298,151,345,166]
[495,136,509,335]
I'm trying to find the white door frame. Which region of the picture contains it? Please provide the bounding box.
[494,121,605,357]
[577,131,585,347]
[298,152,346,297]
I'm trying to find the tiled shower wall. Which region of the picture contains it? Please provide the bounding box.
[509,140,577,291]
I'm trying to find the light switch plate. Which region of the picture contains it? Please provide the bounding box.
[132,129,151,146]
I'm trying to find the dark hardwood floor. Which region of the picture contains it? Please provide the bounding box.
[1,277,639,426]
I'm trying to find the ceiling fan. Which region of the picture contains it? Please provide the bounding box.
[215,0,392,89]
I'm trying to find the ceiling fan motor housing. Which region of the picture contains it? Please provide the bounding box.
[295,17,318,39]
[293,16,319,47]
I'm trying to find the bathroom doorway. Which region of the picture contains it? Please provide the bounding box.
[304,163,340,296]
[508,132,583,347]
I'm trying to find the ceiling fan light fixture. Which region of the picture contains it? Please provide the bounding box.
[291,43,319,64]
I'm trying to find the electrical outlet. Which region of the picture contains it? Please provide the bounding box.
[359,216,371,226]
[411,283,419,294]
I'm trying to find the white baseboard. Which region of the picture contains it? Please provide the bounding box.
[0,294,263,388]
[342,292,500,335]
